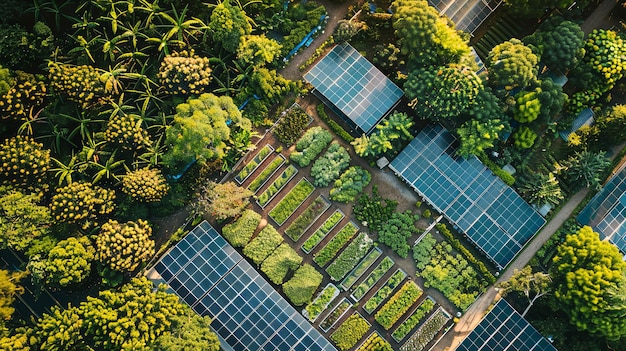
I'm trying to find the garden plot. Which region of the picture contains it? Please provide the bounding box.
[304,283,339,322]
[326,232,374,281]
[235,144,273,184]
[351,256,394,301]
[374,280,423,330]
[247,154,285,193]
[285,195,330,241]
[302,209,344,254]
[268,177,315,226]
[257,165,298,208]
[319,297,352,332]
[330,312,371,351]
[363,268,407,314]
[399,307,452,351]
[314,221,359,267]
[392,296,437,342]
[340,247,382,290]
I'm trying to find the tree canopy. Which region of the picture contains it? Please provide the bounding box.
[487,39,538,90]
[209,0,252,52]
[524,17,585,73]
[0,187,50,252]
[552,226,626,340]
[194,181,253,221]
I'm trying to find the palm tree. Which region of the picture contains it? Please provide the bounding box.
[157,5,205,46]
[518,172,564,207]
[560,150,611,190]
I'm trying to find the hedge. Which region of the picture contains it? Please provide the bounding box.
[261,243,303,284]
[243,225,283,265]
[221,209,261,247]
[330,313,370,351]
[330,166,372,203]
[283,264,323,306]
[317,104,354,143]
[314,221,359,267]
[477,152,515,186]
[304,284,339,322]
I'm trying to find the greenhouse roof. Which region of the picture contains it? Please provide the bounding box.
[389,125,545,269]
[304,43,403,135]
[429,0,502,34]
[147,221,336,351]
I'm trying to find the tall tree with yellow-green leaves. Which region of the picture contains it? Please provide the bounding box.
[95,219,155,274]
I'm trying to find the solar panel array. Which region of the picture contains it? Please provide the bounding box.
[578,165,626,254]
[389,125,545,269]
[429,0,502,34]
[456,299,557,351]
[304,43,404,135]
[151,221,337,351]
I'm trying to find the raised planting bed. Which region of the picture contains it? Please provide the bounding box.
[320,297,352,332]
[392,296,436,342]
[285,195,330,241]
[268,177,315,226]
[374,280,423,330]
[355,332,392,351]
[326,233,374,281]
[313,221,359,267]
[303,283,339,322]
[301,210,344,254]
[290,126,333,167]
[341,247,382,291]
[257,165,297,208]
[363,269,407,314]
[352,256,394,301]
[399,307,451,351]
[330,312,371,351]
[273,104,313,146]
[247,154,285,193]
[235,144,273,184]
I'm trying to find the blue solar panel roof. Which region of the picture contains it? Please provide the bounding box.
[578,165,626,254]
[429,0,502,34]
[456,299,557,351]
[304,43,403,135]
[150,221,337,351]
[389,125,546,269]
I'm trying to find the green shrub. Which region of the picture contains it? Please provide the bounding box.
[317,104,355,143]
[392,298,436,341]
[413,233,437,270]
[330,166,371,203]
[305,284,339,322]
[268,178,315,225]
[330,313,370,351]
[247,155,285,193]
[273,105,311,145]
[285,195,330,241]
[314,221,359,267]
[356,332,392,351]
[290,126,333,167]
[261,243,302,284]
[311,142,351,187]
[283,264,323,306]
[222,210,261,247]
[375,280,422,330]
[326,233,374,281]
[243,225,283,265]
[353,185,398,231]
[377,211,419,258]
[302,210,344,253]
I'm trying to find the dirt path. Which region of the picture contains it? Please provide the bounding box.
[581,0,620,34]
[278,0,352,81]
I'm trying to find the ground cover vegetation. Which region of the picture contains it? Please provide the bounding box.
[330,313,370,351]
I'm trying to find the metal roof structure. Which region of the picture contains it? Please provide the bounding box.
[147,221,337,351]
[304,43,403,135]
[389,125,545,269]
[429,0,502,34]
[456,299,557,351]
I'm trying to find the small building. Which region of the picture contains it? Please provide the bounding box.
[304,43,404,136]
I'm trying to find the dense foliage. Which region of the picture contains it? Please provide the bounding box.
[302,210,344,253]
[331,313,370,351]
[268,178,315,225]
[290,126,333,167]
[375,280,422,330]
[486,39,538,89]
[28,237,94,288]
[195,181,253,221]
[0,187,51,252]
[326,233,374,281]
[50,182,116,229]
[352,112,413,158]
[353,257,395,301]
[247,155,285,193]
[243,225,283,265]
[524,17,584,73]
[256,165,297,207]
[377,211,420,258]
[273,106,310,145]
[305,284,339,322]
[314,221,359,267]
[95,219,155,274]
[330,166,371,203]
[121,168,169,203]
[157,50,212,96]
[353,186,398,231]
[260,243,302,284]
[364,269,407,313]
[221,209,261,247]
[356,332,393,351]
[283,264,323,306]
[310,142,350,187]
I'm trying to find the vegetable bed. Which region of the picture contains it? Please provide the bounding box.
[374,280,423,330]
[363,269,407,314]
[268,177,315,226]
[285,195,330,241]
[304,283,339,322]
[257,165,297,208]
[314,221,359,267]
[399,307,451,351]
[326,233,374,281]
[320,298,352,332]
[341,247,382,290]
[235,144,273,184]
[247,154,285,193]
[330,313,371,351]
[352,256,394,301]
[301,210,344,254]
[392,297,436,342]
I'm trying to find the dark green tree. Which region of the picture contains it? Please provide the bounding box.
[487,39,538,89]
[518,172,564,207]
[560,150,611,190]
[524,17,584,73]
[208,0,252,52]
[456,118,505,158]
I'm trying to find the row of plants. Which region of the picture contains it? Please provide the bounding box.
[353,185,398,231]
[235,144,274,184]
[283,264,323,307]
[320,298,352,332]
[399,308,451,351]
[374,280,423,330]
[310,142,351,187]
[290,126,333,167]
[285,195,330,241]
[221,209,261,247]
[268,177,315,225]
[314,221,359,267]
[355,332,392,351]
[326,233,374,281]
[363,269,407,313]
[330,166,372,203]
[273,105,312,146]
[330,313,371,351]
[301,210,345,253]
[392,297,436,342]
[316,104,355,143]
[352,256,395,301]
[247,154,285,193]
[257,165,298,207]
[377,210,421,258]
[260,243,303,285]
[242,225,283,266]
[304,283,339,322]
[340,247,382,290]
[436,223,496,284]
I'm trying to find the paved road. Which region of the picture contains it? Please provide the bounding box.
[581,0,620,34]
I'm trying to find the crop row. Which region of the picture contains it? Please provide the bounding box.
[268,177,314,225]
[374,280,423,330]
[326,233,374,281]
[341,247,382,290]
[314,221,359,267]
[399,307,451,351]
[330,313,371,351]
[352,256,394,301]
[235,144,273,184]
[320,298,352,332]
[363,269,407,313]
[302,210,344,253]
[304,284,339,322]
[392,297,436,342]
[257,165,298,207]
[285,195,330,241]
[247,154,285,193]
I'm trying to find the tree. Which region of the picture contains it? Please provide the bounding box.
[405,65,483,121]
[283,264,323,306]
[208,0,252,52]
[518,172,564,207]
[524,17,584,73]
[456,118,505,158]
[551,226,626,340]
[498,266,552,317]
[95,219,155,273]
[0,136,50,189]
[514,89,542,123]
[0,188,51,252]
[487,39,538,89]
[163,93,251,175]
[34,305,84,351]
[560,150,611,190]
[157,50,212,96]
[104,113,151,150]
[194,181,252,221]
[28,237,94,288]
[0,269,25,325]
[236,35,281,67]
[334,19,366,43]
[535,78,567,122]
[503,0,574,19]
[247,68,299,105]
[377,211,419,258]
[392,0,469,67]
[50,182,116,229]
[593,104,626,148]
[513,126,537,149]
[121,168,169,203]
[153,312,220,351]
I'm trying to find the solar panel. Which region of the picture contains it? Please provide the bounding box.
[456,299,557,351]
[149,221,337,351]
[389,125,546,269]
[578,165,626,254]
[303,43,403,135]
[428,0,502,34]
